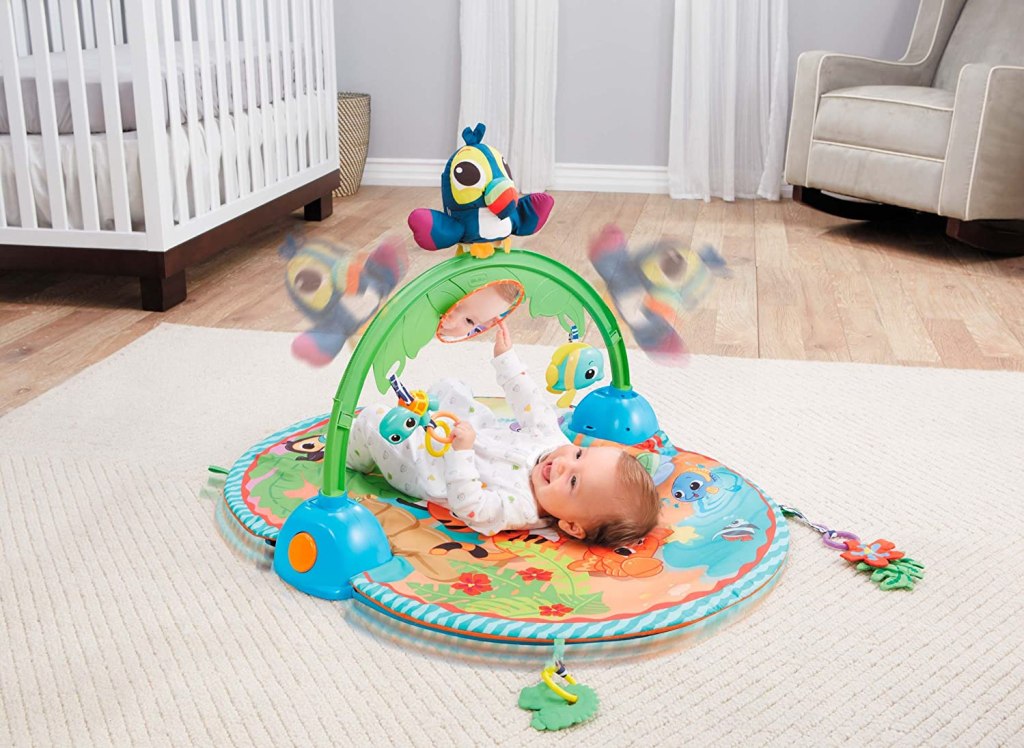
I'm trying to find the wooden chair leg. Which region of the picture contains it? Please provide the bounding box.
[946,219,1024,255]
[140,271,187,312]
[792,186,913,221]
[303,192,334,221]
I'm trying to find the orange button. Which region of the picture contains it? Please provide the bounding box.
[288,532,317,573]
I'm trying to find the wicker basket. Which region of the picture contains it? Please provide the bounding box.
[333,92,371,197]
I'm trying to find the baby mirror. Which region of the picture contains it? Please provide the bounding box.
[437,280,525,343]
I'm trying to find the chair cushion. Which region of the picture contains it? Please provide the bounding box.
[813,85,955,161]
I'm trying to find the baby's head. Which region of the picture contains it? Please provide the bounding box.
[439,282,521,339]
[530,444,661,545]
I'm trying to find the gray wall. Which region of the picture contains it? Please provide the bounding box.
[336,0,921,165]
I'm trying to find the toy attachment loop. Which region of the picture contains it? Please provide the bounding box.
[424,411,459,457]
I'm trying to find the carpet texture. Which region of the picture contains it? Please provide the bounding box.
[2,323,1023,746]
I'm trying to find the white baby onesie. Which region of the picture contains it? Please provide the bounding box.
[347,350,570,536]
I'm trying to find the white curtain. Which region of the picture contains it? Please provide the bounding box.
[458,0,558,193]
[668,0,789,201]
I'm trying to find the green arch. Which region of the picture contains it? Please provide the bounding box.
[321,248,630,496]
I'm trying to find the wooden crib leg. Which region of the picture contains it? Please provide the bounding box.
[303,192,334,221]
[140,271,187,312]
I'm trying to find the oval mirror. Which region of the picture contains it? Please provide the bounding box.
[437,280,525,343]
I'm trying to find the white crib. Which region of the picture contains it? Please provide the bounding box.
[0,0,339,310]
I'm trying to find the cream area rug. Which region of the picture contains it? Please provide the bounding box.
[2,323,1022,746]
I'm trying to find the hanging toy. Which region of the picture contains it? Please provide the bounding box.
[518,639,598,731]
[407,123,555,258]
[545,325,605,409]
[779,505,925,591]
[379,375,459,457]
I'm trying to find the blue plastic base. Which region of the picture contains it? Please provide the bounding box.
[568,386,659,444]
[273,493,393,600]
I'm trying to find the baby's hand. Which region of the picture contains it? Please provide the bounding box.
[451,421,476,451]
[493,321,512,357]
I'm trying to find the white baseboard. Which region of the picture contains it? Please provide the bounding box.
[550,163,670,194]
[361,157,792,198]
[361,158,446,187]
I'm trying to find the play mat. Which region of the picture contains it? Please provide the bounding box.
[224,399,789,645]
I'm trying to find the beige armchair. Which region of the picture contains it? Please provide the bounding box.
[785,0,1024,252]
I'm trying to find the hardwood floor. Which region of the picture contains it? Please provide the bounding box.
[1,187,1022,415]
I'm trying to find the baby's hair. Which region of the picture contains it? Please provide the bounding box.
[583,452,661,547]
[493,281,521,303]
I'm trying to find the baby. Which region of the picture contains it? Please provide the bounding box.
[438,281,521,340]
[347,321,660,545]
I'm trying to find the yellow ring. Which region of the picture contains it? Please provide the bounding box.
[541,666,579,704]
[425,420,452,457]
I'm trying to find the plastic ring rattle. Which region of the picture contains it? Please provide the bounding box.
[424,411,459,457]
[541,664,579,705]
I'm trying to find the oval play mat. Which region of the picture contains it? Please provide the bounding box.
[223,399,789,645]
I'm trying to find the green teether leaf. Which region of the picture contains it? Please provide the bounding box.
[519,682,599,731]
[856,557,924,591]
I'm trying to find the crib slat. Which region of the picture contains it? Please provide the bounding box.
[239,1,262,191]
[225,0,250,195]
[59,0,100,230]
[26,2,69,229]
[277,0,296,177]
[268,0,286,180]
[109,0,124,44]
[78,0,96,50]
[323,0,338,169]
[316,0,330,165]
[174,0,205,216]
[193,0,220,211]
[125,0,173,245]
[10,0,29,55]
[303,0,319,164]
[0,1,38,227]
[93,0,131,231]
[210,1,238,201]
[46,0,64,52]
[253,0,274,185]
[296,0,312,169]
[157,1,189,222]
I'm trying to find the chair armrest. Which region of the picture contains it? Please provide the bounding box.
[785,52,935,185]
[940,64,1024,221]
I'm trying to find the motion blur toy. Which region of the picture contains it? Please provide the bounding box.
[282,235,407,366]
[588,224,729,365]
[407,123,555,258]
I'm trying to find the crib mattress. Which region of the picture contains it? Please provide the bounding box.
[0,94,317,231]
[0,42,306,135]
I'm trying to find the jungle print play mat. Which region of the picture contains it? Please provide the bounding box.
[223,399,789,644]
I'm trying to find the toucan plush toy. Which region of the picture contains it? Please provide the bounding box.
[408,123,554,258]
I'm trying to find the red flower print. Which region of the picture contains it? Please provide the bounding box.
[517,567,553,583]
[451,573,493,596]
[840,539,905,568]
[539,603,574,617]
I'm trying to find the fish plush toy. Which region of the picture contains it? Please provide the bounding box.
[407,123,555,258]
[588,224,729,365]
[282,236,407,367]
[545,330,605,408]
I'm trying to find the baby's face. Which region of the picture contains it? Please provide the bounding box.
[439,286,512,339]
[530,444,621,538]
